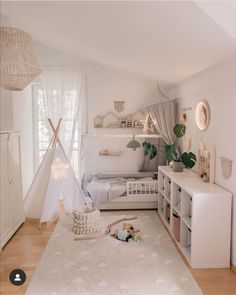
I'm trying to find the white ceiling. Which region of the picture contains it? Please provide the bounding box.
[196,1,236,40]
[2,1,236,83]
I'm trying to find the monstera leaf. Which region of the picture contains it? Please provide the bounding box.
[149,145,157,160]
[181,152,197,169]
[173,124,186,138]
[165,144,176,163]
[142,142,157,159]
[142,142,151,156]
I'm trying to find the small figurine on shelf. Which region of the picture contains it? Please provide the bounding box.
[126,121,132,128]
[126,115,133,128]
[201,173,209,183]
[120,118,126,128]
[133,120,138,128]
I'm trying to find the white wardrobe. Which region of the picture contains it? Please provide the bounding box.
[0,131,25,250]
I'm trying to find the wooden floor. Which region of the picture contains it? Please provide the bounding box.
[0,221,57,295]
[0,216,236,295]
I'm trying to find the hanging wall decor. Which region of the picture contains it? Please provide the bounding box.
[195,101,210,131]
[220,157,232,179]
[198,142,215,183]
[0,26,42,91]
[126,135,141,151]
[114,101,125,113]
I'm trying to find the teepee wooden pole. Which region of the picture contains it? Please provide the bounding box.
[47,118,62,149]
[49,118,63,148]
[48,118,62,148]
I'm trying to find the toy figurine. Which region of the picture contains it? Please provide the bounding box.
[111,222,141,242]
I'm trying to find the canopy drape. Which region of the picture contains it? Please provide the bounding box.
[147,100,176,144]
[141,100,176,171]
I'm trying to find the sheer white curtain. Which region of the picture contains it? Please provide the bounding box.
[36,70,86,179]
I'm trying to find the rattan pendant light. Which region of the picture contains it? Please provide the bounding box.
[0,26,42,91]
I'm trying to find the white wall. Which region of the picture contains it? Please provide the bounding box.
[169,56,236,266]
[0,88,13,131]
[84,66,160,172]
[33,42,94,68]
[84,136,145,173]
[36,41,165,174]
[13,42,161,195]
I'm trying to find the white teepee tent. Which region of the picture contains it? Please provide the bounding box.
[24,118,83,223]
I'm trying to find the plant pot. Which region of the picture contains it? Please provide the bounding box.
[172,161,184,172]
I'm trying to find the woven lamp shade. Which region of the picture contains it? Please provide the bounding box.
[0,26,42,91]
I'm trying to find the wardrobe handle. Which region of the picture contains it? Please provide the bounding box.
[9,179,15,184]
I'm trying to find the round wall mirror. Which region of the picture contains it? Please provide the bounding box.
[195,101,210,131]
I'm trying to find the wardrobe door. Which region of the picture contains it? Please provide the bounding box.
[8,133,24,227]
[0,134,11,246]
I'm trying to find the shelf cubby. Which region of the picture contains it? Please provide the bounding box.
[158,170,165,196]
[171,212,181,242]
[181,190,192,229]
[164,201,171,225]
[164,175,171,202]
[180,222,192,262]
[158,193,164,218]
[172,181,181,215]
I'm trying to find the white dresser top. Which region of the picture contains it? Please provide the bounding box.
[159,166,232,197]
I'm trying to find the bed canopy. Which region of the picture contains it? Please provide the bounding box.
[141,100,176,171]
[147,100,176,144]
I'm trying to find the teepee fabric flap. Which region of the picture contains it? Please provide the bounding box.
[24,118,83,224]
[24,148,56,219]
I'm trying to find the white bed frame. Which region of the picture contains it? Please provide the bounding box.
[99,180,158,210]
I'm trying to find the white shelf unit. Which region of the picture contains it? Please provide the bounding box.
[158,166,232,269]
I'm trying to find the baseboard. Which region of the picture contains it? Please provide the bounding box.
[231,264,236,273]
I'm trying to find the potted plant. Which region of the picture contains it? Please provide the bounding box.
[142,123,196,172]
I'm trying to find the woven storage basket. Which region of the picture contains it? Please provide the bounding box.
[72,208,100,235]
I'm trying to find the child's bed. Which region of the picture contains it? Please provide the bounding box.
[82,172,158,210]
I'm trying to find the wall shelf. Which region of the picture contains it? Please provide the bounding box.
[83,133,161,139]
[94,111,145,129]
[99,150,122,156]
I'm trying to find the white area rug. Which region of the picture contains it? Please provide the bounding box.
[26,210,202,295]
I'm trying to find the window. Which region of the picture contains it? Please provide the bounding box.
[32,84,80,177]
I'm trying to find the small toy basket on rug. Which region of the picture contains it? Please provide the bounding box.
[72,207,101,235]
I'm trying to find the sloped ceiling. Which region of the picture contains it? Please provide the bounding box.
[3,1,236,83]
[196,1,236,40]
